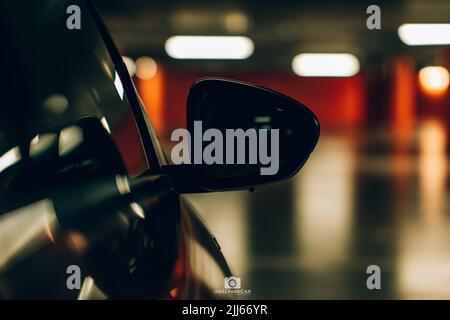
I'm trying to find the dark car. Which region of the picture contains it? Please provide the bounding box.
[0,0,319,299]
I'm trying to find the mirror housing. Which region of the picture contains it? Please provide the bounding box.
[165,78,319,193]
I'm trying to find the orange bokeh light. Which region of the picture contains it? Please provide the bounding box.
[418,66,449,97]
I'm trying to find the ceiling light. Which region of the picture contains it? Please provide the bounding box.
[135,56,158,80]
[418,66,449,96]
[398,24,450,46]
[165,36,254,60]
[224,12,249,33]
[292,53,360,77]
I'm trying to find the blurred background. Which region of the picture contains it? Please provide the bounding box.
[94,0,450,299]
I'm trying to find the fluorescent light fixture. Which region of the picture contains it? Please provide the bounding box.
[292,53,360,77]
[165,36,254,59]
[398,24,450,46]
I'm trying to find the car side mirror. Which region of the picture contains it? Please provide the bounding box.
[165,78,320,192]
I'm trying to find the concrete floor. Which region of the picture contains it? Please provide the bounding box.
[187,121,450,299]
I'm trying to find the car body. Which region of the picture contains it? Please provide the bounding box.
[0,0,230,299]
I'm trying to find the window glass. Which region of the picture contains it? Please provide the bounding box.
[0,0,149,176]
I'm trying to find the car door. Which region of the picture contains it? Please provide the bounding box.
[0,0,181,299]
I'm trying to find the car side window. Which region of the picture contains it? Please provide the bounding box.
[0,0,150,177]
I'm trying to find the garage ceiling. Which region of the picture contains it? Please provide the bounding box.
[93,0,450,72]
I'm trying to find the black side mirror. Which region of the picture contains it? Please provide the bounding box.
[165,78,320,192]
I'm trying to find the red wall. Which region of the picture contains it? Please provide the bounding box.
[135,55,450,150]
[156,69,365,138]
